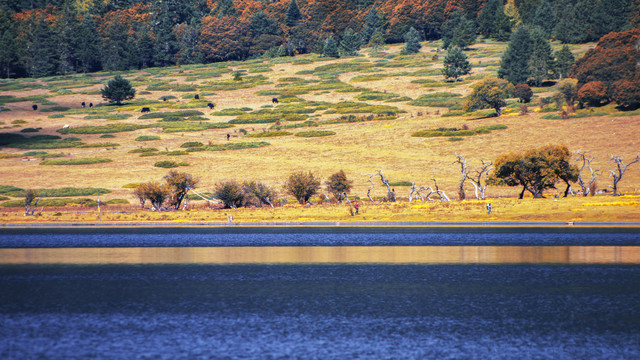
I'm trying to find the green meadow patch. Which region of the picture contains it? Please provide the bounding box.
[0,187,111,197]
[246,131,292,138]
[0,134,84,149]
[129,147,158,153]
[139,110,204,120]
[324,102,403,115]
[295,130,336,137]
[84,114,132,120]
[40,158,113,165]
[135,136,161,141]
[205,142,270,151]
[412,124,507,138]
[210,108,251,116]
[409,92,464,109]
[1,198,99,207]
[58,123,148,134]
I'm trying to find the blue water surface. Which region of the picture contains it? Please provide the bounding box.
[1,226,640,247]
[1,264,639,359]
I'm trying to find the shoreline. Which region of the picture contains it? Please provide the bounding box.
[3,221,640,229]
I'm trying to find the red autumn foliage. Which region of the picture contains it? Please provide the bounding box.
[577,81,608,107]
[199,16,250,62]
[611,80,640,109]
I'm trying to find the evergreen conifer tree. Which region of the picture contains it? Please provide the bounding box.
[31,17,58,78]
[531,0,555,38]
[323,37,339,58]
[217,0,237,18]
[442,46,471,82]
[286,0,302,27]
[101,75,136,105]
[0,9,18,78]
[339,28,361,57]
[553,2,582,44]
[401,27,421,55]
[361,7,383,45]
[554,45,575,80]
[55,5,79,75]
[498,26,533,85]
[441,10,476,49]
[153,11,178,67]
[478,0,511,41]
[75,15,101,73]
[528,28,554,86]
[101,16,129,71]
[573,0,598,42]
[137,29,156,69]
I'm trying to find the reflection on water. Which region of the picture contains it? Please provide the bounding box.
[1,246,640,264]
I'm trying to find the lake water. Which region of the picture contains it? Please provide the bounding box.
[1,227,639,359]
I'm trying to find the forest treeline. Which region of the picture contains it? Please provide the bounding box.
[0,0,638,78]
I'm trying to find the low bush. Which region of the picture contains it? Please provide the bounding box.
[40,106,71,112]
[77,142,119,148]
[139,110,204,120]
[99,134,116,138]
[85,114,131,120]
[412,124,507,138]
[58,123,148,134]
[409,92,463,109]
[295,130,336,137]
[246,131,292,138]
[205,142,270,151]
[129,147,158,153]
[180,141,204,148]
[40,158,112,165]
[135,136,161,141]
[20,127,41,133]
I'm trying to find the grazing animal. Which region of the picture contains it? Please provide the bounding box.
[32,104,38,110]
[89,103,93,108]
[272,97,279,104]
[62,124,70,129]
[194,94,200,99]
[81,102,86,108]
[141,107,150,113]
[163,97,167,102]
[207,103,215,109]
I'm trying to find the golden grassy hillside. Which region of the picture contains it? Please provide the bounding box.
[1,40,639,223]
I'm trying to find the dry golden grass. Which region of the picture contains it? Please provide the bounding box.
[1,41,639,224]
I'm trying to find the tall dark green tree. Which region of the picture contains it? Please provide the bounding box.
[441,10,476,50]
[339,28,361,57]
[30,16,58,77]
[216,0,237,18]
[74,15,101,73]
[528,27,554,86]
[136,28,156,69]
[401,27,421,55]
[0,8,19,78]
[552,2,583,44]
[323,37,339,58]
[498,26,533,85]
[175,21,203,65]
[531,0,555,38]
[478,0,511,41]
[285,0,302,27]
[101,75,135,105]
[573,0,599,42]
[153,11,179,67]
[54,4,79,75]
[593,0,632,37]
[101,15,129,71]
[361,6,384,45]
[554,45,575,80]
[442,46,471,82]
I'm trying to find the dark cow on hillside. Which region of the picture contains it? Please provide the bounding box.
[89,103,93,108]
[194,94,200,99]
[141,107,150,113]
[81,102,86,108]
[272,97,279,104]
[32,104,38,110]
[207,103,215,109]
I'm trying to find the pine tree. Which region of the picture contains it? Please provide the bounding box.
[217,0,237,18]
[478,0,511,41]
[361,6,383,45]
[441,10,476,50]
[55,5,79,75]
[554,45,575,80]
[137,29,156,68]
[442,46,471,82]
[153,12,178,67]
[74,15,101,73]
[323,37,339,58]
[401,27,421,55]
[498,26,533,85]
[0,9,18,78]
[101,16,129,71]
[339,28,361,57]
[504,0,522,27]
[573,0,598,42]
[553,2,582,44]
[528,28,554,86]
[30,17,58,78]
[286,0,302,27]
[531,0,555,38]
[101,75,135,105]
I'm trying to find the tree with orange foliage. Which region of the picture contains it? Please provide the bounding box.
[199,16,250,62]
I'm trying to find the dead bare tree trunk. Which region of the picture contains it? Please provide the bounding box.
[609,154,640,196]
[366,174,375,202]
[468,160,493,200]
[454,154,468,200]
[24,189,38,216]
[575,151,599,196]
[376,170,395,202]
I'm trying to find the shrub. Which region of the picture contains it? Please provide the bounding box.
[58,124,148,134]
[139,110,204,120]
[246,131,292,138]
[100,134,116,138]
[412,124,507,138]
[40,106,71,112]
[284,171,321,204]
[214,181,245,208]
[40,158,112,165]
[135,136,161,141]
[325,170,353,202]
[205,142,270,151]
[128,147,158,153]
[154,160,179,168]
[514,84,533,103]
[578,81,608,106]
[180,141,204,148]
[20,127,41,133]
[295,130,336,137]
[611,80,640,109]
[77,142,119,148]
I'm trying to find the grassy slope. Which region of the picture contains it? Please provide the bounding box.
[0,40,639,223]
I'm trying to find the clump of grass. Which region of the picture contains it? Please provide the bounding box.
[20,127,41,133]
[324,102,403,115]
[270,120,319,130]
[356,91,407,102]
[1,198,99,207]
[448,137,464,141]
[389,181,413,187]
[157,150,189,156]
[11,120,27,124]
[157,122,232,133]
[0,187,111,197]
[85,114,131,120]
[210,108,250,116]
[154,160,184,168]
[76,142,120,148]
[139,110,204,120]
[40,106,71,112]
[201,75,271,91]
[295,130,336,137]
[412,124,507,138]
[128,147,158,153]
[409,92,464,109]
[246,131,292,138]
[205,142,270,151]
[180,141,204,148]
[0,134,84,149]
[99,134,116,138]
[58,123,149,134]
[135,135,161,141]
[40,158,112,165]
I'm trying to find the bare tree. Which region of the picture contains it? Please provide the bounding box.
[409,178,450,202]
[453,154,468,200]
[366,174,375,202]
[608,155,640,196]
[575,151,599,196]
[24,189,39,216]
[376,170,396,202]
[468,160,493,200]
